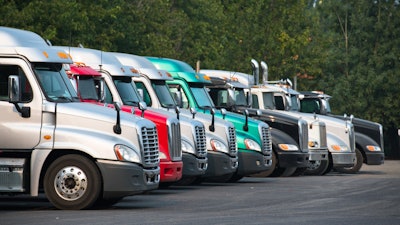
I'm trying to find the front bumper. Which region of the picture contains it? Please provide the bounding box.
[160,161,183,183]
[182,153,208,177]
[364,151,385,165]
[236,150,271,176]
[276,151,309,168]
[331,152,356,168]
[202,151,238,178]
[96,159,160,199]
[309,148,329,161]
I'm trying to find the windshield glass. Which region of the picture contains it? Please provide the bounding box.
[77,77,99,101]
[34,63,79,102]
[235,88,247,106]
[113,76,141,106]
[190,85,214,108]
[262,92,275,110]
[152,80,176,108]
[300,98,321,113]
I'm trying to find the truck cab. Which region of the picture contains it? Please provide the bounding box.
[299,91,384,173]
[56,46,184,185]
[148,57,275,180]
[113,53,241,183]
[201,62,328,176]
[0,27,159,210]
[253,77,356,173]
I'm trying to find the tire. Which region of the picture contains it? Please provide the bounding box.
[273,166,297,177]
[335,148,363,174]
[304,159,330,176]
[248,150,277,177]
[321,153,333,175]
[291,167,307,176]
[43,154,102,210]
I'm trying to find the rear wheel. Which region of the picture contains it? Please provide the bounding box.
[335,148,363,174]
[44,154,102,210]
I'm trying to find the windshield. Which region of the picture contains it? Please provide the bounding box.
[34,63,79,102]
[262,92,275,110]
[190,85,214,108]
[77,77,99,101]
[235,88,247,106]
[152,80,176,108]
[300,98,321,113]
[113,76,141,106]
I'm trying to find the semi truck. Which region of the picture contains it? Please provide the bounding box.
[250,61,356,173]
[299,91,384,173]
[148,57,275,180]
[56,46,184,185]
[0,27,160,210]
[201,60,328,176]
[112,53,240,183]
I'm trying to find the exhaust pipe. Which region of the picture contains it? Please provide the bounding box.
[250,59,259,85]
[260,61,268,84]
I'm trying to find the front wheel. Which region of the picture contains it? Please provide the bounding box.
[44,154,102,210]
[335,148,363,174]
[304,159,330,176]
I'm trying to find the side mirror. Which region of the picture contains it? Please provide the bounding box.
[8,75,20,103]
[220,108,227,120]
[190,107,197,119]
[99,79,105,102]
[138,101,147,117]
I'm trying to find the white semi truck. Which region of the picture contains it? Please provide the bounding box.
[0,27,160,210]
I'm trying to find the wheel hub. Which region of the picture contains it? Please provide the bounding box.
[54,166,88,201]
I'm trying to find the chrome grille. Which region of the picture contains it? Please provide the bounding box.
[298,120,309,152]
[260,125,272,155]
[168,119,182,161]
[194,125,207,158]
[227,126,237,157]
[141,126,159,166]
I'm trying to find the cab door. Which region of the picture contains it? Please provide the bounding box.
[0,58,42,149]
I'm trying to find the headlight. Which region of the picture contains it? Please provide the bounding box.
[366,145,381,152]
[278,144,299,151]
[181,139,195,154]
[210,139,228,152]
[331,145,349,152]
[114,144,141,163]
[244,139,261,151]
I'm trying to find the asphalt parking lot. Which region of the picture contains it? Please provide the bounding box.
[1,161,399,225]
